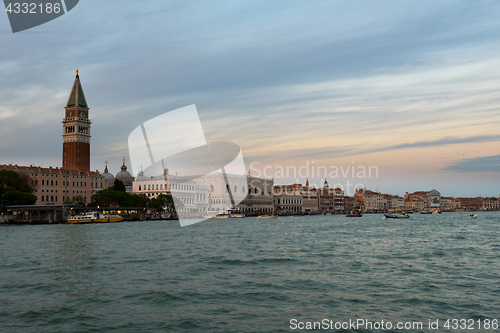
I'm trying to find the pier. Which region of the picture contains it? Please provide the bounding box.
[1,205,149,224]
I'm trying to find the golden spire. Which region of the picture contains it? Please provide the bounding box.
[76,69,79,75]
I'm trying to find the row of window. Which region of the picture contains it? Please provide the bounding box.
[276,199,302,205]
[138,183,198,191]
[31,174,93,179]
[41,195,87,203]
[39,189,87,194]
[37,179,102,188]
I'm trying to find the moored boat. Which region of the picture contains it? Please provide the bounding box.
[227,208,245,218]
[384,213,410,219]
[346,214,362,217]
[256,215,277,219]
[212,212,230,219]
[68,212,123,224]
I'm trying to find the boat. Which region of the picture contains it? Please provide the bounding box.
[212,212,230,219]
[420,210,432,214]
[469,214,478,219]
[210,208,245,219]
[202,211,219,219]
[68,211,123,224]
[256,215,277,219]
[384,213,410,219]
[227,208,245,218]
[346,213,362,217]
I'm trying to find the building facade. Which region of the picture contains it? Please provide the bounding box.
[237,176,274,216]
[0,164,104,204]
[316,180,344,212]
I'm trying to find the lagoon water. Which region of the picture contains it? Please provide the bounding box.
[1,212,500,332]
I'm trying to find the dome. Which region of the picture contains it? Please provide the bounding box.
[102,161,115,188]
[115,158,133,186]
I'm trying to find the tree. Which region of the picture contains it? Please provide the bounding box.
[64,195,85,206]
[1,191,37,207]
[0,170,33,196]
[111,179,126,192]
[91,189,148,208]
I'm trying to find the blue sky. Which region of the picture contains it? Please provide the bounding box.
[1,0,499,196]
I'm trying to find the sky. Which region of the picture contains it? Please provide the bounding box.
[0,0,499,197]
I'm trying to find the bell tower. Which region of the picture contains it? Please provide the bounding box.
[62,70,91,173]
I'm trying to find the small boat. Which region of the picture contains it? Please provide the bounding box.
[420,210,432,214]
[469,214,478,219]
[256,215,277,219]
[384,213,410,219]
[68,211,123,224]
[346,214,362,217]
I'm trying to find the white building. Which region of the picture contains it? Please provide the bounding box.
[133,167,209,214]
[196,172,248,213]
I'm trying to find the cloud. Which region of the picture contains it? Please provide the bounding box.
[366,135,500,155]
[1,0,500,196]
[444,154,500,172]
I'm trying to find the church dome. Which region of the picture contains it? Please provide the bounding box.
[102,161,115,188]
[115,158,133,186]
[102,161,115,180]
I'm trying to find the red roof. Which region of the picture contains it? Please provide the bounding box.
[0,164,101,177]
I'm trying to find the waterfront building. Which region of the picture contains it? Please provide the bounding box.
[133,166,209,214]
[427,189,441,208]
[449,197,461,210]
[440,197,452,211]
[404,190,441,210]
[237,175,274,216]
[459,197,482,210]
[385,195,404,211]
[0,164,104,204]
[316,179,344,212]
[274,181,318,213]
[482,197,500,210]
[274,193,303,214]
[404,197,425,212]
[355,188,383,212]
[301,182,319,213]
[196,172,247,213]
[300,179,320,213]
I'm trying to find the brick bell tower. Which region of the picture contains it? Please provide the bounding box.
[62,70,91,173]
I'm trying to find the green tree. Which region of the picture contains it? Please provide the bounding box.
[64,195,85,206]
[1,191,37,207]
[0,170,33,196]
[111,179,126,192]
[91,189,148,208]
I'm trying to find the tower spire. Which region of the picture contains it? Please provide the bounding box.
[66,70,88,108]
